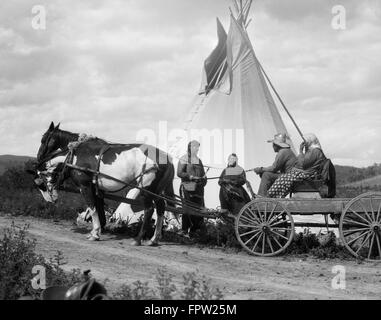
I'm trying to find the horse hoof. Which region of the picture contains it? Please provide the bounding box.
[88,236,100,241]
[147,240,159,247]
[131,240,141,246]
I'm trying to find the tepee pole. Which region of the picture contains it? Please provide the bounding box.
[258,62,306,143]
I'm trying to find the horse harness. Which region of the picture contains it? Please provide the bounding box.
[58,143,158,198]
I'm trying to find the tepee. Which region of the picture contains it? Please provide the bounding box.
[169,0,296,209]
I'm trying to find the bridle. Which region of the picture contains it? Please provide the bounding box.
[37,169,58,202]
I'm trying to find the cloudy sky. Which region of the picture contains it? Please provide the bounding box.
[0,0,380,167]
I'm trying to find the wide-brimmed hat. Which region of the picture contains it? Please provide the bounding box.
[267,133,290,148]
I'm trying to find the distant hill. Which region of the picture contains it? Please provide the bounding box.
[0,155,35,175]
[335,163,381,186]
[342,175,381,188]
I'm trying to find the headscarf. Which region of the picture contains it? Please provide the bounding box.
[227,153,238,167]
[303,133,322,150]
[187,140,200,164]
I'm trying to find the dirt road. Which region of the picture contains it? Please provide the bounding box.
[1,214,380,300]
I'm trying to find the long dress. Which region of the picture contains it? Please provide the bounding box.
[218,165,251,215]
[177,154,207,233]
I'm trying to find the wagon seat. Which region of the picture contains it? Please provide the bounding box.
[290,158,336,199]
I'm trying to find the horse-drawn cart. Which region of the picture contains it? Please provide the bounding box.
[65,163,381,261]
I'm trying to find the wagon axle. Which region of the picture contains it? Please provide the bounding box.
[371,223,380,232]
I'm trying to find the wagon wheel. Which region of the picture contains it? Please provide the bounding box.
[235,199,295,257]
[339,192,381,261]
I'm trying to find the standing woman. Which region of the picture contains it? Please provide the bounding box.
[177,140,207,237]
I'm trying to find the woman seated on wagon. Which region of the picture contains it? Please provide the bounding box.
[267,133,326,198]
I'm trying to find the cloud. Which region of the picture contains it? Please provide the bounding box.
[0,0,380,167]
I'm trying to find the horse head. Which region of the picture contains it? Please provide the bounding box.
[26,158,65,203]
[37,121,62,164]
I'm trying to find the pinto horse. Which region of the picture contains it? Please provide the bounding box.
[37,122,175,245]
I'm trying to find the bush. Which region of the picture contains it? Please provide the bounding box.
[286,229,320,255]
[163,218,241,251]
[286,228,353,260]
[112,267,223,300]
[0,165,85,221]
[0,222,83,300]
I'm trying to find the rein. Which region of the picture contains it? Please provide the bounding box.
[38,148,69,168]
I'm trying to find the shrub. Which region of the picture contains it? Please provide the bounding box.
[286,229,320,255]
[112,267,223,300]
[286,228,353,260]
[194,219,241,249]
[0,166,85,221]
[163,218,241,251]
[0,222,83,300]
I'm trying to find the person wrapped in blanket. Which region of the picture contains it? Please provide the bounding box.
[267,133,326,198]
[177,140,207,237]
[218,153,251,215]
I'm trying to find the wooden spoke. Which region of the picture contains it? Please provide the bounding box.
[238,223,260,229]
[347,231,368,246]
[266,202,278,223]
[251,231,263,252]
[368,234,376,260]
[267,210,286,225]
[342,218,369,228]
[264,202,268,222]
[270,230,289,241]
[250,205,264,222]
[369,197,376,222]
[359,199,373,223]
[266,234,274,253]
[272,227,292,233]
[261,233,266,254]
[269,219,290,228]
[271,234,283,249]
[349,208,371,225]
[377,200,381,223]
[342,227,370,234]
[244,230,262,246]
[376,234,381,259]
[242,211,262,224]
[239,214,259,225]
[355,231,372,255]
[240,228,260,238]
[246,207,262,224]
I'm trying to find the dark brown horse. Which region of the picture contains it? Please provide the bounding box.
[36,122,174,245]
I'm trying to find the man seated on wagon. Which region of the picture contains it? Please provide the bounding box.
[267,133,327,198]
[219,153,251,215]
[253,133,297,196]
